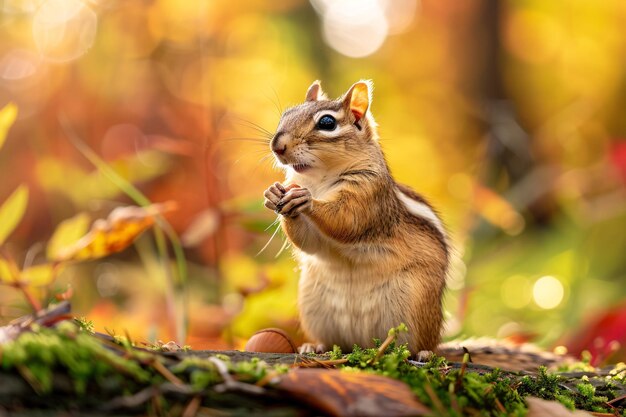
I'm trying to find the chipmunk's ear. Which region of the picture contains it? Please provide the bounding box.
[343,80,372,124]
[305,80,325,102]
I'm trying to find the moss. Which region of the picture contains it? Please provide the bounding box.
[610,362,626,383]
[73,317,94,334]
[170,356,222,389]
[518,367,561,400]
[1,322,151,395]
[331,331,528,416]
[329,325,624,416]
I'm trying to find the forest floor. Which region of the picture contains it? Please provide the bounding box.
[1,315,625,417]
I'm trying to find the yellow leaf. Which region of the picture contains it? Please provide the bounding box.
[46,213,91,260]
[0,184,29,246]
[21,264,63,286]
[52,202,177,262]
[0,258,13,282]
[0,102,18,151]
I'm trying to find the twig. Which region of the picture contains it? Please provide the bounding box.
[151,394,163,416]
[255,370,283,387]
[368,333,396,365]
[103,383,195,411]
[151,358,184,386]
[454,351,470,393]
[15,364,44,394]
[209,357,265,395]
[13,282,42,312]
[297,358,349,368]
[0,252,42,312]
[183,395,202,417]
[607,394,626,405]
[494,398,506,414]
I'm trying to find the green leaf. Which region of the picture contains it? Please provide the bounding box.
[0,102,18,151]
[0,184,29,245]
[46,212,91,260]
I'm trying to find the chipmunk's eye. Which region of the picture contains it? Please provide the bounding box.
[316,115,336,131]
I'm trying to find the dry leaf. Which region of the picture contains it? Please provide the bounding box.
[526,397,594,417]
[276,368,430,417]
[52,202,177,261]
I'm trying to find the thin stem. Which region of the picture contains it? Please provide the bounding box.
[59,113,188,343]
[1,251,42,312]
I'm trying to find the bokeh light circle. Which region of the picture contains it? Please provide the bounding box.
[321,0,388,58]
[0,49,39,83]
[32,0,98,63]
[532,275,564,309]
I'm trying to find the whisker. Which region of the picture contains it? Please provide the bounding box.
[259,153,276,164]
[232,151,279,178]
[227,116,273,139]
[235,119,274,138]
[232,149,273,166]
[269,85,284,116]
[306,151,325,165]
[219,137,270,145]
[256,220,283,256]
[263,89,283,118]
[307,146,357,159]
[275,234,290,258]
[264,216,281,231]
[249,153,277,174]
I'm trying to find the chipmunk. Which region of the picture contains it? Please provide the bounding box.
[263,80,448,356]
[262,80,570,371]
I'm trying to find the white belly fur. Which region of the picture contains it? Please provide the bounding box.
[297,255,413,351]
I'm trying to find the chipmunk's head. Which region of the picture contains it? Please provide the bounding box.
[271,80,378,175]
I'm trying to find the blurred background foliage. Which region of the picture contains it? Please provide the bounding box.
[0,0,624,363]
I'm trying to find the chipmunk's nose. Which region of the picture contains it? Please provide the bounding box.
[273,144,286,156]
[271,132,287,156]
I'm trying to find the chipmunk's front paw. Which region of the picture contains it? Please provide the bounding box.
[276,187,311,218]
[415,350,435,362]
[298,342,327,354]
[264,182,287,212]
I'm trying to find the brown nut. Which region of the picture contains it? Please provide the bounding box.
[244,328,297,353]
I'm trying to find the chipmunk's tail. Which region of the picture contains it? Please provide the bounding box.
[436,338,574,372]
